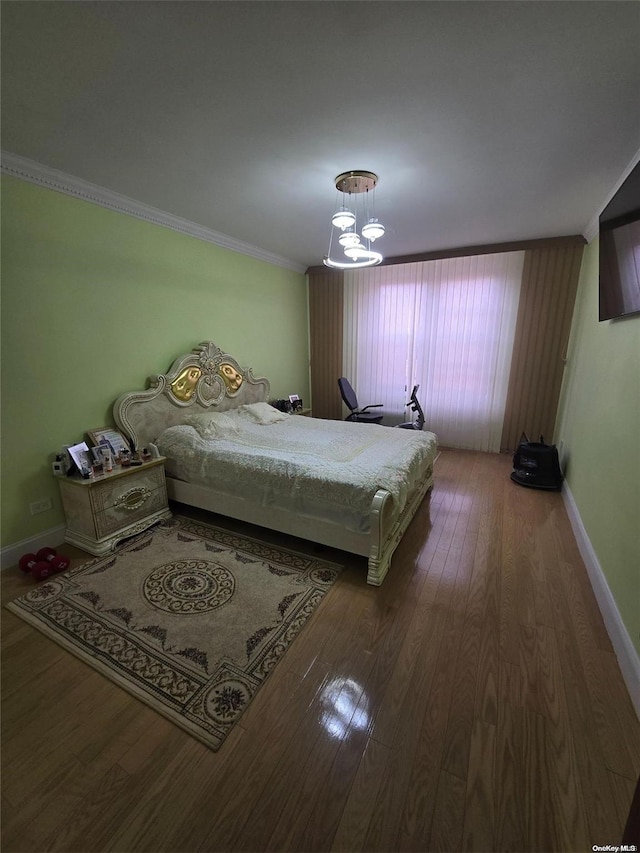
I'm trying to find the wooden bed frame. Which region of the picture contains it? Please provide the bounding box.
[114,341,434,585]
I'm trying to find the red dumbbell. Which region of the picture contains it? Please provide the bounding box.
[19,553,38,573]
[18,553,54,581]
[36,547,70,573]
[31,562,55,581]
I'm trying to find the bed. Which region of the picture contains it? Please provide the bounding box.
[113,341,437,586]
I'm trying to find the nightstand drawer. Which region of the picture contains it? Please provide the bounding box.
[94,484,168,538]
[89,465,166,514]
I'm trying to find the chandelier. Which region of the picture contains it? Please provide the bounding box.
[323,170,385,269]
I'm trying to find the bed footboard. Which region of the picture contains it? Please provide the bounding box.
[366,465,434,586]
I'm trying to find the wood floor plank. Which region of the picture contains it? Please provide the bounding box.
[43,763,132,853]
[521,709,558,852]
[462,718,496,852]
[608,769,638,834]
[362,606,449,852]
[440,531,493,781]
[180,662,331,853]
[262,676,369,852]
[1,752,89,849]
[535,623,590,851]
[365,550,444,749]
[1,794,39,853]
[428,768,466,853]
[294,722,371,852]
[544,534,638,782]
[257,594,382,852]
[70,730,219,853]
[39,718,192,852]
[553,624,625,843]
[549,501,614,653]
[394,529,474,852]
[330,736,392,852]
[228,685,341,851]
[600,648,640,775]
[396,608,466,852]
[499,480,519,665]
[494,660,526,853]
[105,738,218,853]
[2,673,133,805]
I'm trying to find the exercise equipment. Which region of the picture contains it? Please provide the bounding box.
[18,547,70,581]
[18,553,55,581]
[36,547,70,572]
[396,385,425,431]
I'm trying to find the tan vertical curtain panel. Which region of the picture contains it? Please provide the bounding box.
[500,243,584,452]
[308,270,344,420]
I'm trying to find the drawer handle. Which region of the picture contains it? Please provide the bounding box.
[114,486,151,511]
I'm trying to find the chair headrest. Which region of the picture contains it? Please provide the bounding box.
[338,377,358,411]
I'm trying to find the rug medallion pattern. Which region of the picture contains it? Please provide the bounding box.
[6,517,342,750]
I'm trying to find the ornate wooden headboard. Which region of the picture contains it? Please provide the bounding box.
[113,341,270,450]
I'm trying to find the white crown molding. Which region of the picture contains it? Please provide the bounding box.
[1,151,306,274]
[582,147,640,244]
[562,484,640,720]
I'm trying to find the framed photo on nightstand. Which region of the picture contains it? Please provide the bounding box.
[67,441,92,474]
[86,427,130,456]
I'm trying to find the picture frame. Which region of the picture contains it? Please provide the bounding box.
[91,446,107,464]
[86,427,131,456]
[67,441,92,474]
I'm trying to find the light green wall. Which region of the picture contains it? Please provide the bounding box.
[555,237,640,657]
[1,176,309,547]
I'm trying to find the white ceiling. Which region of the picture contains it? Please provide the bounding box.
[2,1,639,270]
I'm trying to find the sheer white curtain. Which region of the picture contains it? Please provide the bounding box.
[343,252,524,451]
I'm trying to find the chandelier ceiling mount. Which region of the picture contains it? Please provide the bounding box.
[334,171,378,194]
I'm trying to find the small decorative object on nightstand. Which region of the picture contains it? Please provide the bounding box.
[57,457,171,555]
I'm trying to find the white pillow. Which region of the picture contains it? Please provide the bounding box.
[182,411,240,439]
[237,402,289,425]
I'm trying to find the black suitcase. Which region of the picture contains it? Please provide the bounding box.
[511,434,563,491]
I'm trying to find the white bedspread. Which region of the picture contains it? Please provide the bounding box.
[156,409,437,534]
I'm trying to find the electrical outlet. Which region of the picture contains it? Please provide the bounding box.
[30,497,52,515]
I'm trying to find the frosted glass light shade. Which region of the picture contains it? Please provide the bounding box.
[332,207,356,230]
[343,245,383,264]
[338,229,360,248]
[361,218,385,241]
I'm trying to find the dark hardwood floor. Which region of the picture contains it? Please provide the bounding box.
[2,449,638,852]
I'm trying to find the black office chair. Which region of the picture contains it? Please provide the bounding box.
[396,385,425,430]
[338,377,384,424]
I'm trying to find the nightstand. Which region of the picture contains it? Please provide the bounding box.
[57,457,171,555]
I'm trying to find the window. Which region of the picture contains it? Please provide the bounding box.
[343,252,524,451]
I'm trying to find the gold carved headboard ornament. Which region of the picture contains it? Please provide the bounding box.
[170,366,202,401]
[114,341,270,451]
[164,342,247,406]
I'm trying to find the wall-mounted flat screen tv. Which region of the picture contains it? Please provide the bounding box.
[599,161,640,322]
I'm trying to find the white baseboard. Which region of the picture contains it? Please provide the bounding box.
[1,524,67,572]
[562,484,640,719]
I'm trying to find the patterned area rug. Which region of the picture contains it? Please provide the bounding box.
[6,516,341,750]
